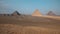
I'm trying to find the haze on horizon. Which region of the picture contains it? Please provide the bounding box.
[0,0,60,15]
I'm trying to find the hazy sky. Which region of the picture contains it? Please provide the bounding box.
[0,0,60,15]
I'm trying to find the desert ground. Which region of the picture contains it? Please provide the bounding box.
[0,16,60,34]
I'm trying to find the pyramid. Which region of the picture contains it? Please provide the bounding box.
[47,11,56,16]
[12,11,20,16]
[32,9,42,16]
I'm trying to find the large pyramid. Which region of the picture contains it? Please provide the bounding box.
[32,9,42,16]
[47,11,56,16]
[12,11,21,16]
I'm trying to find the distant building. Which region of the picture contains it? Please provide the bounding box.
[0,14,11,16]
[47,11,56,16]
[12,11,21,16]
[32,9,42,17]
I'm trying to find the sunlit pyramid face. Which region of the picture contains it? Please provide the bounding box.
[32,9,42,16]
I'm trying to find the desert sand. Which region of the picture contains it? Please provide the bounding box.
[0,16,60,34]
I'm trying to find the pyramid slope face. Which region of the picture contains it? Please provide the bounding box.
[47,11,56,16]
[12,11,20,16]
[32,9,42,16]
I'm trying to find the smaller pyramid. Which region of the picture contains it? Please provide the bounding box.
[47,11,56,16]
[32,9,42,16]
[12,11,20,16]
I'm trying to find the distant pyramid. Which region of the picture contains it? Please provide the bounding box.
[32,9,42,16]
[47,11,56,16]
[12,11,21,16]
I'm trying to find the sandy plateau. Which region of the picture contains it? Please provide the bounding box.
[0,16,60,34]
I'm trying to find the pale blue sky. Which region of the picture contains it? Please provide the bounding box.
[0,0,60,15]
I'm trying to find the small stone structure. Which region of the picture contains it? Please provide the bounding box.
[0,14,11,16]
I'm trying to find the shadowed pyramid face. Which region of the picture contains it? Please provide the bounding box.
[12,11,20,16]
[32,9,42,16]
[47,11,56,16]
